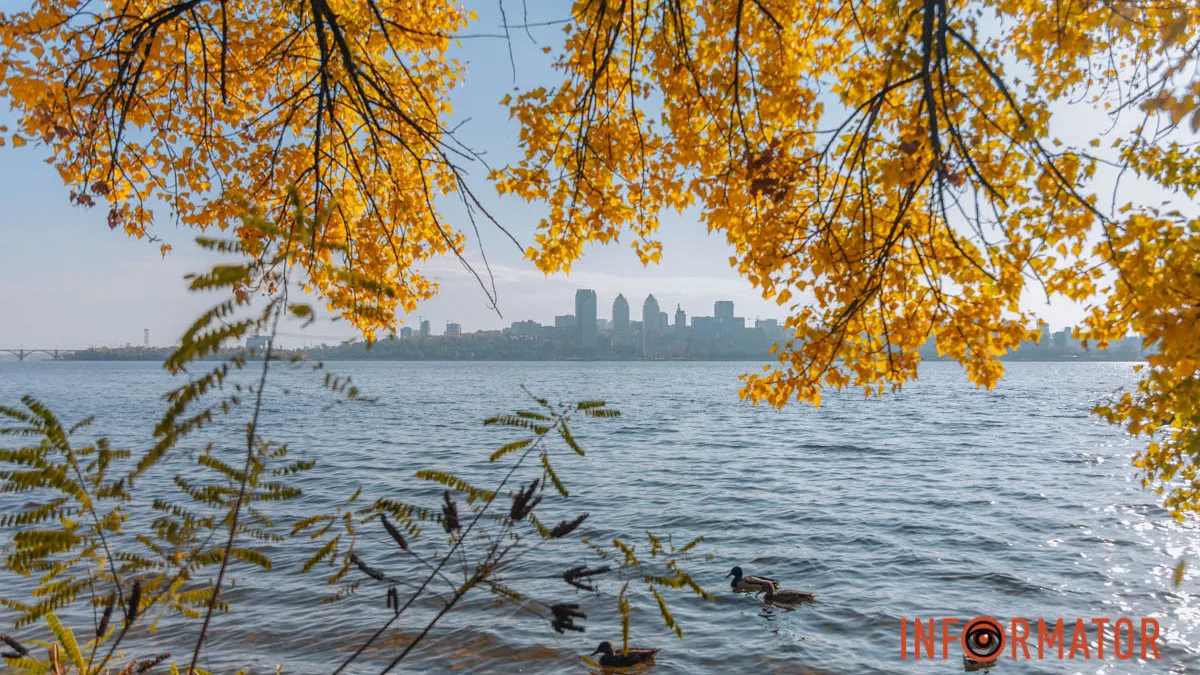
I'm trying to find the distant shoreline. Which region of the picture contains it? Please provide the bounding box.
[2,352,1151,364]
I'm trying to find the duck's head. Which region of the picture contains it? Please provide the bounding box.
[726,566,744,581]
[591,641,615,656]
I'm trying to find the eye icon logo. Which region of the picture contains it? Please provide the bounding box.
[963,617,1005,662]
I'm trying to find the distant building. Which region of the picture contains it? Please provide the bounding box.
[691,315,717,341]
[420,320,431,337]
[1037,320,1050,346]
[597,318,610,331]
[555,315,577,330]
[1053,330,1067,350]
[246,335,271,351]
[575,289,598,350]
[642,294,661,357]
[445,323,461,336]
[612,294,630,337]
[143,329,150,347]
[506,320,543,338]
[675,305,686,334]
[715,301,735,321]
[400,327,414,338]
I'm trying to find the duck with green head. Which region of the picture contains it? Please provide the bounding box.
[726,566,778,593]
[589,641,660,667]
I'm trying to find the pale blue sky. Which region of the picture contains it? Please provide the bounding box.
[0,3,1162,350]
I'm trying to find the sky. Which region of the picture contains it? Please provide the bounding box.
[0,2,1167,351]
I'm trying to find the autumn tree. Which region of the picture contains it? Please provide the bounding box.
[1,0,1198,515]
[495,0,1200,518]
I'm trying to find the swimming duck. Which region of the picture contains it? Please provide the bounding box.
[726,566,778,593]
[756,584,815,605]
[589,641,660,667]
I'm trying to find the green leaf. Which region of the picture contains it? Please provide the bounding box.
[541,454,568,497]
[489,438,533,462]
[618,582,631,652]
[559,425,584,455]
[45,612,87,672]
[230,547,272,570]
[184,264,251,292]
[414,470,496,503]
[651,587,682,638]
[302,536,339,573]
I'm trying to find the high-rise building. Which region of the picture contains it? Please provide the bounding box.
[446,323,462,336]
[675,305,686,334]
[400,326,414,338]
[143,329,149,347]
[420,320,431,337]
[715,301,735,321]
[1037,320,1050,346]
[642,294,661,357]
[575,289,598,350]
[612,294,630,336]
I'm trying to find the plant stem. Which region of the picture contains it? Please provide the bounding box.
[186,297,282,675]
[334,423,556,672]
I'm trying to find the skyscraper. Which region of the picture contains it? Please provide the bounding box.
[575,289,598,350]
[420,320,431,337]
[612,294,630,336]
[642,294,661,357]
[675,305,686,334]
[715,301,735,321]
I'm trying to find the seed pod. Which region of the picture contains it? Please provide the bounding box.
[124,579,142,627]
[562,564,610,592]
[550,603,587,634]
[549,513,588,539]
[380,515,408,551]
[509,479,541,521]
[1,633,30,658]
[136,653,170,673]
[97,594,116,638]
[441,491,460,534]
[349,551,387,581]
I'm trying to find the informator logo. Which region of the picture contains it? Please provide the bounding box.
[900,616,1161,663]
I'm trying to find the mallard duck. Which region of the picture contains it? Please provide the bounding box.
[756,584,815,605]
[726,566,778,593]
[589,641,660,667]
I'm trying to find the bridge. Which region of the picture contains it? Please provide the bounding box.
[0,349,80,361]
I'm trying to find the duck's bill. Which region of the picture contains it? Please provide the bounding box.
[724,572,732,577]
[589,648,602,655]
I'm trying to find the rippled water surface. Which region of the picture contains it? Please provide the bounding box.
[1,360,1197,674]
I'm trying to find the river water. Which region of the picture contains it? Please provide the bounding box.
[0,360,1196,674]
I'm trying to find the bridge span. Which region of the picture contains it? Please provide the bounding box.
[0,349,80,361]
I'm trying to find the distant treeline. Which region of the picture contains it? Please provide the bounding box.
[52,337,1150,362]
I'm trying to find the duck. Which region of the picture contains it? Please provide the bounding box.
[589,641,660,667]
[756,584,815,605]
[726,566,778,593]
